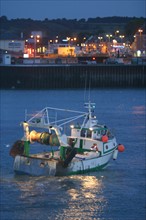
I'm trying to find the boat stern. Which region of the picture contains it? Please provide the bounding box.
[13,155,57,176]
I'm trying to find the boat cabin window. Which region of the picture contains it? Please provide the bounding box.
[87,130,92,138]
[91,128,107,140]
[81,129,85,137]
[101,129,106,135]
[81,129,92,138]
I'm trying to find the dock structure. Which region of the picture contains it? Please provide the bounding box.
[0,64,145,89]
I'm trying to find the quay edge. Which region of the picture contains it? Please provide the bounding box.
[0,64,145,89]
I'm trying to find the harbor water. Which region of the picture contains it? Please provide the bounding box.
[0,89,145,220]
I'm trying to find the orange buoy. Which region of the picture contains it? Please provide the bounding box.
[118,144,125,152]
[102,135,108,143]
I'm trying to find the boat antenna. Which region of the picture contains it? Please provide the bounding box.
[84,69,91,102]
[24,109,27,121]
[84,70,88,103]
[88,73,91,102]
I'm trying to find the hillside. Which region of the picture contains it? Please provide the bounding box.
[0,16,145,41]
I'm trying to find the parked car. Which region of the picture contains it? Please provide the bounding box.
[131,57,146,65]
[105,58,124,64]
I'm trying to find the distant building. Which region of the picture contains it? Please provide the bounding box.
[47,42,76,56]
[58,46,75,56]
[131,26,146,57]
[0,40,25,55]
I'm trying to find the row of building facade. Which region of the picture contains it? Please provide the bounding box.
[0,29,146,63]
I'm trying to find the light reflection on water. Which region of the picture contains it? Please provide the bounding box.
[132,105,146,115]
[59,176,106,219]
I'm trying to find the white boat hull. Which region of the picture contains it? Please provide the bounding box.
[13,150,115,176]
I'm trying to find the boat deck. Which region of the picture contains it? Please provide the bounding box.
[28,150,100,162]
[29,151,60,160]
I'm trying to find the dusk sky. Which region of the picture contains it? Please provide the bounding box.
[0,0,145,20]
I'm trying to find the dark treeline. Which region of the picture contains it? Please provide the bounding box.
[0,16,145,42]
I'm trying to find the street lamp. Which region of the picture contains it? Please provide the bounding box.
[31,34,40,59]
[115,30,119,36]
[106,34,112,42]
[119,35,124,42]
[66,37,71,46]
[138,29,143,35]
[98,36,103,42]
[138,29,143,51]
[55,36,59,43]
[106,35,112,55]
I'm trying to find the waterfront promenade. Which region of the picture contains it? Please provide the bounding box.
[0,64,145,89]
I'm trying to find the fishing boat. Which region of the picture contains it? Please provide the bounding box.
[10,102,125,176]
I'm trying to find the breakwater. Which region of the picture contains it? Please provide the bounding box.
[0,64,145,89]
